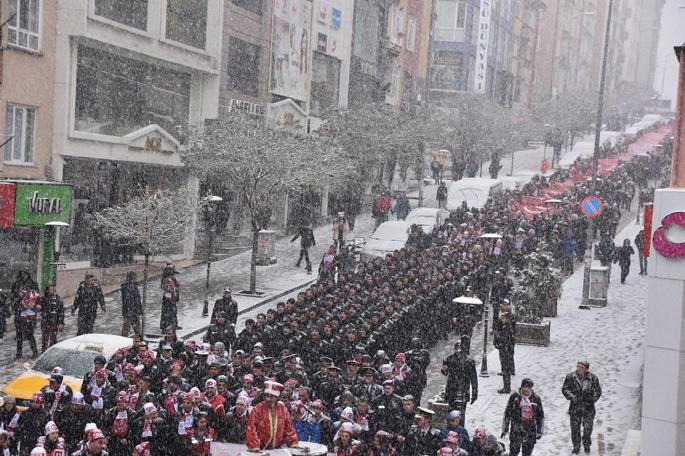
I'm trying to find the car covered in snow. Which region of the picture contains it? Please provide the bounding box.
[405,207,450,234]
[361,221,411,259]
[446,177,503,211]
[1,334,132,409]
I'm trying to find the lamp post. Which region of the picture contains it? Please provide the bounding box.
[478,233,502,377]
[44,221,69,289]
[202,195,223,317]
[581,0,613,307]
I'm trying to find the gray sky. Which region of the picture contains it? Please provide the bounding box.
[655,0,685,108]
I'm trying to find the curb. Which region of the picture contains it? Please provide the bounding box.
[179,279,317,340]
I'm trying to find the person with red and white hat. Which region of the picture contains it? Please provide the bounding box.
[83,369,115,415]
[245,381,298,451]
[102,391,135,456]
[441,430,468,456]
[203,379,226,425]
[16,393,47,456]
[234,374,259,407]
[332,422,362,456]
[53,393,94,455]
[71,428,108,456]
[223,396,250,443]
[35,421,66,456]
[131,442,150,456]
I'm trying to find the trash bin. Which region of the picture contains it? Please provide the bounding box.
[256,230,277,266]
[589,265,609,307]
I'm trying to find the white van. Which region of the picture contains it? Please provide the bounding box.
[446,177,503,211]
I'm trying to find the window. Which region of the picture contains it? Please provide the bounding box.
[386,66,401,104]
[75,45,190,138]
[94,0,148,30]
[227,38,261,97]
[4,104,35,164]
[389,6,404,45]
[435,0,466,42]
[310,52,341,117]
[8,0,40,51]
[165,0,207,49]
[232,0,262,15]
[406,17,416,51]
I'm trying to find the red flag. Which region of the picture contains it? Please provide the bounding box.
[643,203,653,257]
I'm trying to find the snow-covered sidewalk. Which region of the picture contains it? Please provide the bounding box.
[460,221,646,456]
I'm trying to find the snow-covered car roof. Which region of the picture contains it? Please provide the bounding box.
[49,333,132,358]
[370,221,411,241]
[406,207,448,218]
[449,177,502,190]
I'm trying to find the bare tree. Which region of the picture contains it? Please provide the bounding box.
[184,112,350,294]
[91,187,200,333]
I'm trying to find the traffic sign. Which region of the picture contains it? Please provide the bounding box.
[580,195,604,218]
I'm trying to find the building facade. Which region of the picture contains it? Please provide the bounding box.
[51,0,224,267]
[511,0,544,110]
[429,0,514,106]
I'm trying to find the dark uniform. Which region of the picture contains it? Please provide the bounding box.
[38,289,65,352]
[493,313,516,393]
[441,342,478,422]
[403,407,442,456]
[562,364,602,454]
[73,278,106,335]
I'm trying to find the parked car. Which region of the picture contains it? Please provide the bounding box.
[405,208,450,234]
[361,221,411,259]
[446,177,503,211]
[1,334,132,409]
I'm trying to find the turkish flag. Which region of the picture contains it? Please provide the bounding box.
[0,182,16,228]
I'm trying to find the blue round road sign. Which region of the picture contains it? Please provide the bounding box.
[580,195,604,218]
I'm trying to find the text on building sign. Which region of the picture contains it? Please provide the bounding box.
[27,191,62,215]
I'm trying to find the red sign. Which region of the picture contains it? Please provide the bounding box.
[0,182,16,228]
[653,211,685,258]
[643,204,653,257]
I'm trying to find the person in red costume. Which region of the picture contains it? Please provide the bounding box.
[245,381,299,452]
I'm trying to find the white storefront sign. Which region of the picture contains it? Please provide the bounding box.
[474,0,492,93]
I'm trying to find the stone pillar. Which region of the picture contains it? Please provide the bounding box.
[641,44,685,455]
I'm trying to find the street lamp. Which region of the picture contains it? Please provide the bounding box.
[581,0,613,307]
[45,221,69,289]
[478,232,502,377]
[201,195,223,317]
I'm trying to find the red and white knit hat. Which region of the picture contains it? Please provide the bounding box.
[264,381,285,397]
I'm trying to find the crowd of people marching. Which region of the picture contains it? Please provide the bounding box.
[1,123,671,456]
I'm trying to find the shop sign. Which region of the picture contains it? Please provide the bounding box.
[14,183,73,226]
[229,98,265,117]
[474,0,492,93]
[0,182,16,228]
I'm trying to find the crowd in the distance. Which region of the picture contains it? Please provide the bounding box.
[1,123,670,456]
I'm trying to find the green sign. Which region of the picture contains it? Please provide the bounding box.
[13,182,73,226]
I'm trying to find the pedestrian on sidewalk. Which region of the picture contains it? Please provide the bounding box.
[211,288,239,326]
[291,223,316,273]
[489,150,502,179]
[332,213,350,254]
[160,270,180,332]
[634,230,647,274]
[393,192,411,221]
[14,287,40,359]
[372,192,392,231]
[493,306,516,394]
[437,182,448,209]
[501,378,544,456]
[72,272,106,336]
[38,284,65,352]
[440,340,478,423]
[614,238,635,284]
[596,233,615,283]
[562,361,602,454]
[120,271,142,337]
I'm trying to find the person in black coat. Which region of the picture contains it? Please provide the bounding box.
[441,341,478,422]
[402,407,442,456]
[493,307,516,394]
[614,238,635,284]
[562,361,602,454]
[120,271,142,337]
[72,273,106,335]
[211,288,238,325]
[38,284,65,353]
[502,378,544,456]
[16,394,48,456]
[291,224,316,273]
[634,230,647,274]
[54,392,96,454]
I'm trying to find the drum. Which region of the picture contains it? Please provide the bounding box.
[287,442,329,455]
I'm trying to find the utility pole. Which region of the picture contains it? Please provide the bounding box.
[581,0,613,307]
